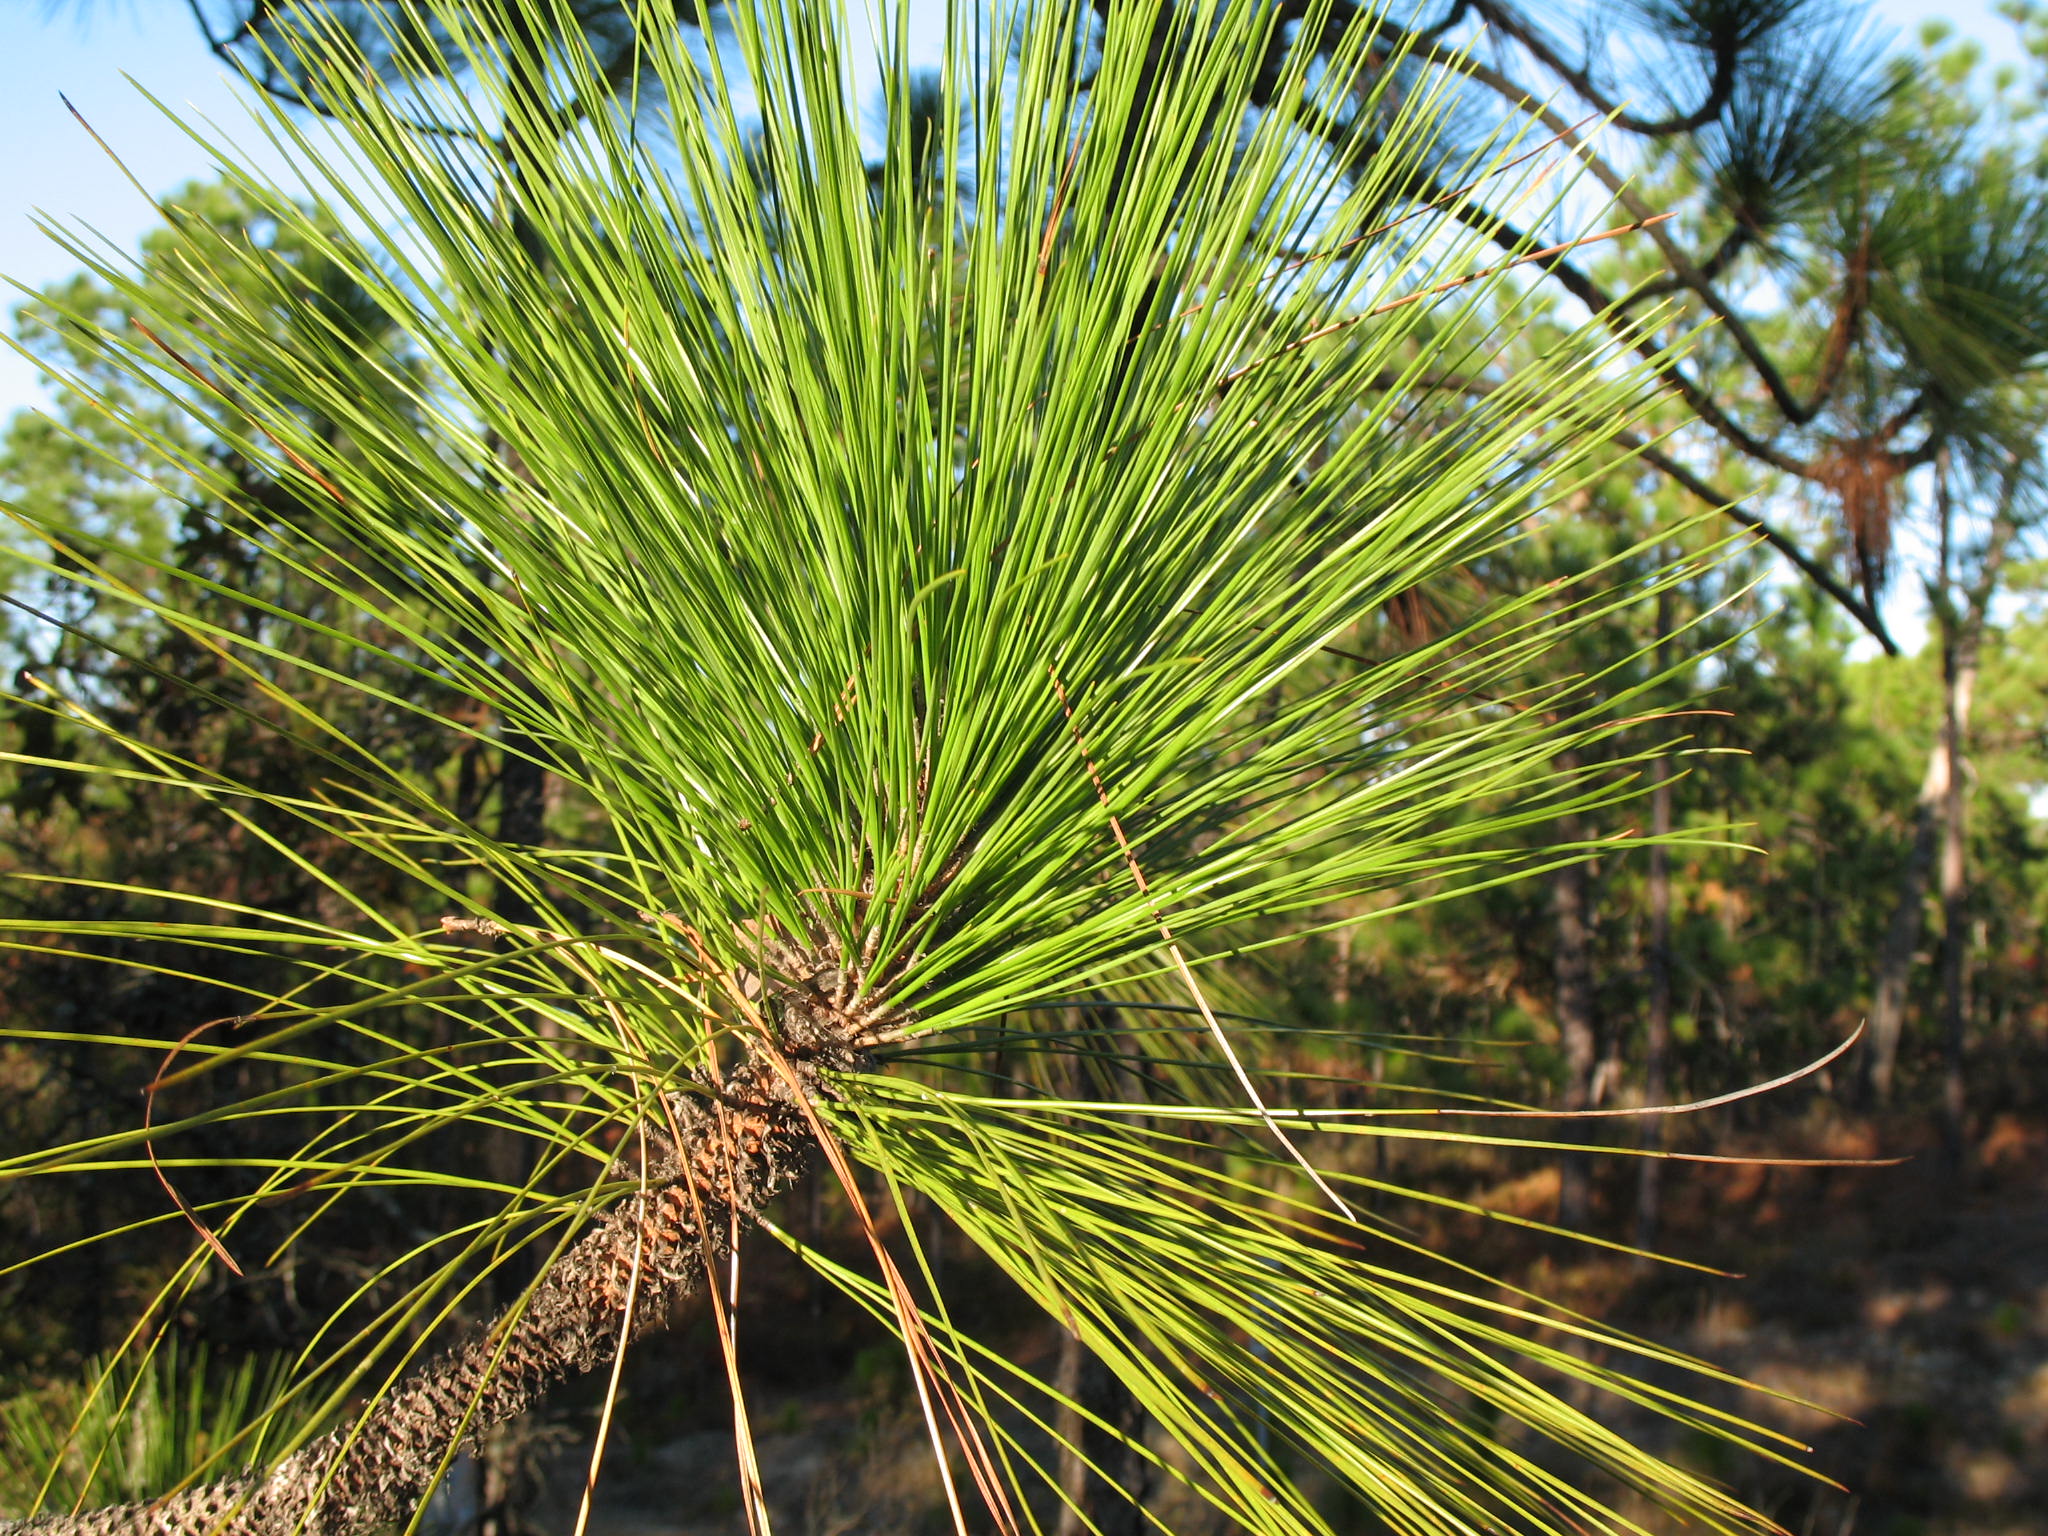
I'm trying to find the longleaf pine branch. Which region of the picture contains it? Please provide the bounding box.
[0,4,1841,1536]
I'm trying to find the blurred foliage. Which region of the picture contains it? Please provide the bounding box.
[1273,533,2048,1127]
[0,1341,312,1519]
[0,178,531,1389]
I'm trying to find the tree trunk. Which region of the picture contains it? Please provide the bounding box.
[480,713,555,1535]
[1553,808,1598,1230]
[1635,589,1675,1258]
[1864,455,2016,1109]
[1052,1331,1153,1536]
[1331,926,1353,1025]
[1050,1011,1153,1536]
[475,1106,546,1536]
[1937,600,1981,1174]
[493,733,549,929]
[1864,749,1942,1103]
[0,1067,820,1536]
[485,45,562,939]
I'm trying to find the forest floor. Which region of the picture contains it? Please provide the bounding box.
[1577,1105,2048,1536]
[502,1105,2048,1536]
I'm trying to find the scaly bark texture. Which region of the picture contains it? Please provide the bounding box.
[0,1056,832,1536]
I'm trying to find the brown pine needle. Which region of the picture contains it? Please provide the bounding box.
[677,1109,775,1536]
[680,929,1025,1536]
[61,93,169,218]
[131,321,351,505]
[144,1014,249,1276]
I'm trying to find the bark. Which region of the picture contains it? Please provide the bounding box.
[1552,808,1598,1230]
[1052,1331,1153,1536]
[1864,748,1942,1103]
[1936,594,1985,1174]
[1864,460,2017,1108]
[1049,1011,1154,1536]
[0,1062,824,1536]
[492,735,549,931]
[1331,926,1353,1024]
[1635,590,1675,1259]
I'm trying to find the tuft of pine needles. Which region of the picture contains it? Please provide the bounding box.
[0,3,1825,1535]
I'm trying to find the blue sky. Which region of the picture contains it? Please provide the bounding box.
[0,0,2028,660]
[1,0,2023,419]
[4,0,2023,410]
